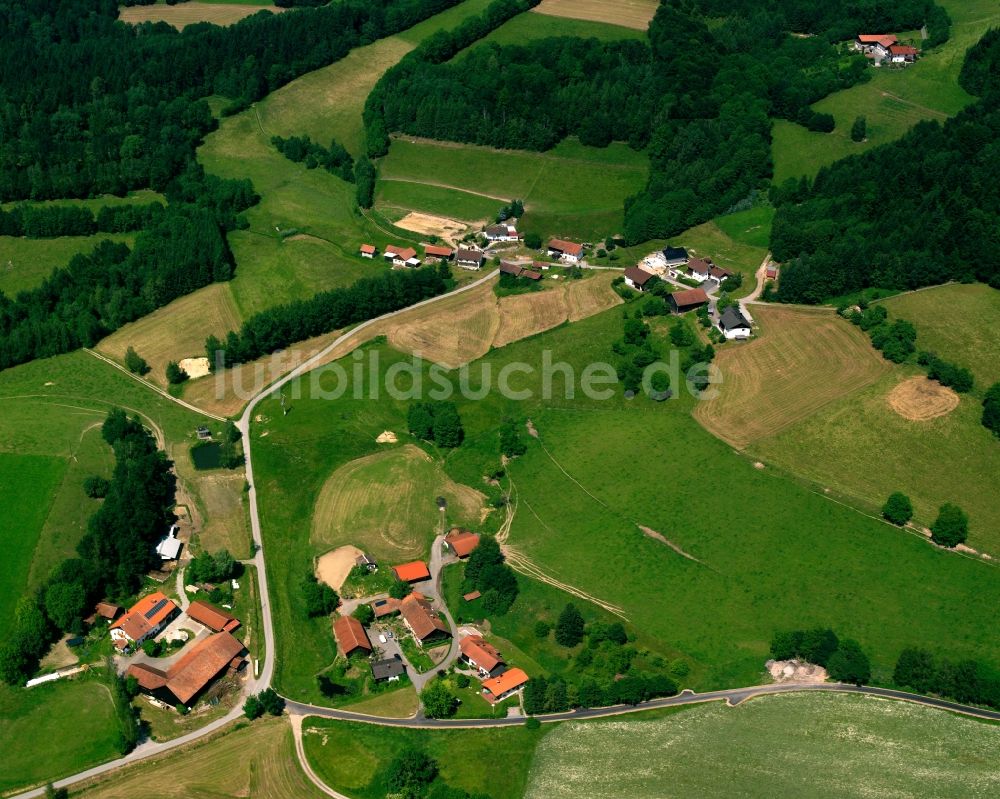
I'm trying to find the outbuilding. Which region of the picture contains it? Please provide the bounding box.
[456,248,485,270]
[371,655,406,682]
[333,614,372,657]
[547,239,584,263]
[624,266,656,292]
[718,305,752,340]
[668,288,710,314]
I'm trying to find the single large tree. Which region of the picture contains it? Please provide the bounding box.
[882,492,914,526]
[420,678,458,719]
[555,603,585,647]
[827,639,871,685]
[931,503,969,548]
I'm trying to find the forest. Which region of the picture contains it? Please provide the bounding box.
[0,201,163,238]
[771,29,1000,302]
[0,411,176,686]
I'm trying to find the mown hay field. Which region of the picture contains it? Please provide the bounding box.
[531,0,659,30]
[75,717,323,799]
[481,6,648,45]
[525,692,1000,799]
[311,444,485,563]
[119,2,284,30]
[693,305,891,448]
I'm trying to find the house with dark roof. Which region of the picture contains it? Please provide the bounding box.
[624,266,656,292]
[371,655,406,682]
[95,602,122,621]
[127,631,245,707]
[445,528,480,558]
[186,600,241,633]
[484,223,519,243]
[110,592,179,649]
[718,306,752,340]
[669,288,710,314]
[333,614,372,657]
[456,248,485,270]
[547,239,584,263]
[685,258,716,283]
[459,634,506,679]
[708,265,735,283]
[662,246,689,267]
[355,552,378,572]
[399,592,450,644]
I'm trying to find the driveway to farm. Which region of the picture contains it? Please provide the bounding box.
[743,251,774,304]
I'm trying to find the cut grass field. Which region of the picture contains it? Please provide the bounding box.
[304,716,546,799]
[771,0,1000,182]
[74,717,323,799]
[479,6,648,46]
[526,692,1000,798]
[311,444,485,563]
[0,233,135,297]
[377,137,649,240]
[693,305,891,447]
[531,0,658,30]
[118,2,284,29]
[0,679,119,795]
[881,283,1000,387]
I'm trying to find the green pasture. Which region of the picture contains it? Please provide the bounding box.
[0,234,135,300]
[475,11,647,48]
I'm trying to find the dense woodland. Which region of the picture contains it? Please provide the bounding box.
[0,201,163,238]
[772,29,1000,301]
[0,411,176,686]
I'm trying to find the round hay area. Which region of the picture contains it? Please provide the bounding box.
[887,376,959,421]
[315,545,364,591]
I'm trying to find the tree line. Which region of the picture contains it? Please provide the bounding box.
[0,0,466,200]
[206,263,451,367]
[0,201,163,238]
[894,647,1000,710]
[271,135,355,183]
[772,29,1000,302]
[0,410,177,686]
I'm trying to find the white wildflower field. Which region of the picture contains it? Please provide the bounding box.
[525,693,1000,798]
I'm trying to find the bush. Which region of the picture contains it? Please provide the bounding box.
[420,679,458,719]
[243,694,263,720]
[981,382,1000,437]
[524,232,542,250]
[165,361,189,385]
[881,492,913,526]
[408,401,464,448]
[850,115,866,142]
[384,747,439,796]
[124,346,150,376]
[826,639,871,685]
[83,475,111,499]
[524,716,541,730]
[500,417,527,458]
[301,573,339,617]
[259,688,285,716]
[931,503,968,548]
[533,620,551,639]
[389,579,411,600]
[353,604,375,626]
[455,673,470,689]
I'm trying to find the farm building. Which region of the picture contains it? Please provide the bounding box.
[371,597,401,618]
[360,244,377,259]
[110,592,179,649]
[547,239,584,263]
[333,614,372,657]
[463,590,481,601]
[94,602,122,622]
[456,247,485,270]
[669,288,710,314]
[662,246,689,266]
[384,246,421,268]
[484,223,519,243]
[155,525,182,560]
[709,265,734,283]
[423,244,453,262]
[392,561,431,583]
[889,44,919,63]
[371,655,406,682]
[127,631,245,707]
[855,34,896,57]
[445,528,480,558]
[624,266,656,292]
[718,306,753,340]
[765,264,779,280]
[196,426,211,440]
[500,261,541,281]
[481,667,529,703]
[460,634,506,679]
[686,258,716,283]
[400,592,450,644]
[186,600,241,633]
[355,552,378,572]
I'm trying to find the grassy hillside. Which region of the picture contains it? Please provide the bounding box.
[771,0,1000,181]
[526,693,1000,798]
[0,234,136,297]
[477,9,647,46]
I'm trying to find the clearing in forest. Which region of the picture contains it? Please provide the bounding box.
[119,2,284,30]
[531,0,658,30]
[692,305,890,448]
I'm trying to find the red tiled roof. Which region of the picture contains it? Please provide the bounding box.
[460,634,504,672]
[128,632,245,705]
[372,597,401,618]
[393,561,431,582]
[500,261,523,276]
[765,265,779,278]
[111,592,178,642]
[522,269,542,281]
[670,288,710,307]
[186,600,239,633]
[95,602,122,620]
[687,258,713,275]
[482,667,528,699]
[709,266,733,279]
[889,44,919,55]
[400,593,449,641]
[333,614,372,655]
[857,34,897,46]
[424,244,453,257]
[446,528,480,558]
[360,244,376,254]
[463,591,482,601]
[548,239,584,257]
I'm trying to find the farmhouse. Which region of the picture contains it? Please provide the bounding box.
[127,631,245,707]
[456,247,485,270]
[481,667,528,704]
[333,614,372,657]
[718,306,753,340]
[371,597,401,618]
[889,44,919,63]
[669,288,710,314]
[186,600,241,633]
[423,244,453,262]
[855,34,897,57]
[360,244,377,259]
[155,525,182,560]
[709,265,735,283]
[355,552,378,572]
[662,246,689,267]
[444,528,480,558]
[500,261,542,281]
[110,591,179,649]
[400,592,450,644]
[371,655,406,682]
[624,266,656,292]
[384,246,421,268]
[484,223,519,243]
[459,634,506,679]
[547,238,584,263]
[686,258,716,283]
[393,561,431,583]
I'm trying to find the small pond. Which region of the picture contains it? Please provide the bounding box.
[191,441,222,470]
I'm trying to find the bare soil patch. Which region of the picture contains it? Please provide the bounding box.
[316,545,364,592]
[887,376,960,421]
[178,357,211,380]
[766,659,829,684]
[376,430,398,444]
[637,525,703,564]
[119,3,284,30]
[394,212,471,245]
[532,0,658,30]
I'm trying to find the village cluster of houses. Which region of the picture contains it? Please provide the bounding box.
[854,33,920,64]
[92,592,247,709]
[330,528,529,704]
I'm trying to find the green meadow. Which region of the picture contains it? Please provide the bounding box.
[0,234,135,298]
[771,0,1000,182]
[476,10,647,47]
